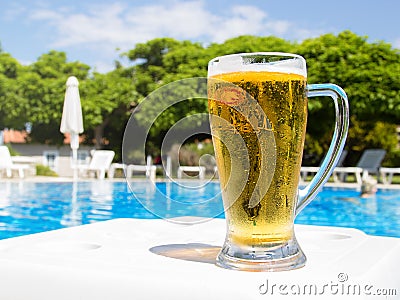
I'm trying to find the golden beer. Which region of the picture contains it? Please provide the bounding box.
[207,52,348,271]
[208,71,307,247]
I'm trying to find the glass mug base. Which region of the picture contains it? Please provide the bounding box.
[216,235,306,272]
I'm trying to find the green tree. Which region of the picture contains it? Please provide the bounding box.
[297,31,400,164]
[1,32,399,164]
[80,68,139,151]
[0,52,19,78]
[0,53,26,130]
[125,35,296,151]
[299,31,400,120]
[126,37,183,96]
[22,51,91,144]
[125,38,209,153]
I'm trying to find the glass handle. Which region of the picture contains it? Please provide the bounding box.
[296,84,349,215]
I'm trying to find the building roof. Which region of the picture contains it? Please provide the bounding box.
[3,129,28,143]
[2,129,85,145]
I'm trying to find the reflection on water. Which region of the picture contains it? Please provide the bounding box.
[60,181,81,227]
[0,180,225,239]
[127,180,223,220]
[90,181,114,202]
[60,181,117,227]
[0,182,399,239]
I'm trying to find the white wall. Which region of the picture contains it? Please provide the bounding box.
[9,144,94,177]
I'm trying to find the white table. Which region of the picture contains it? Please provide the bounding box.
[0,218,398,299]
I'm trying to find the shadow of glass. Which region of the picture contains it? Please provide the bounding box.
[149,243,221,264]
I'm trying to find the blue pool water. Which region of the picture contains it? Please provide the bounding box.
[0,181,399,240]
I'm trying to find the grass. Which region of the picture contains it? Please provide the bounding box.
[36,164,58,177]
[388,175,400,184]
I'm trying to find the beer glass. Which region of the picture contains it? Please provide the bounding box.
[207,52,349,271]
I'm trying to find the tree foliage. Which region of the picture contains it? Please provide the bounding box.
[298,31,400,121]
[0,31,399,164]
[297,31,400,164]
[80,68,139,152]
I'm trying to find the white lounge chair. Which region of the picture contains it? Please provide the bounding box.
[177,166,206,180]
[126,164,157,181]
[123,155,157,181]
[0,146,30,178]
[300,150,347,182]
[333,149,386,185]
[379,167,400,184]
[108,163,127,179]
[76,150,115,179]
[152,155,172,178]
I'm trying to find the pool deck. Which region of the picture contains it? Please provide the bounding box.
[0,218,398,299]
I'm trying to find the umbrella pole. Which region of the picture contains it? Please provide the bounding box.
[72,148,78,180]
[70,133,80,180]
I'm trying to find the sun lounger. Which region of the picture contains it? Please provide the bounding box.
[75,150,115,179]
[333,149,386,185]
[300,150,348,182]
[379,167,400,184]
[126,164,157,181]
[108,163,127,179]
[123,156,158,181]
[177,166,206,180]
[0,146,30,178]
[152,155,172,178]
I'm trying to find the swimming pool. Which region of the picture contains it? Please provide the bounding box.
[0,181,399,240]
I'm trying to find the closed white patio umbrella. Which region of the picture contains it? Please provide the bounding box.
[60,76,84,179]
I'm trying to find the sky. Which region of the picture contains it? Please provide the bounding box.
[1,0,399,73]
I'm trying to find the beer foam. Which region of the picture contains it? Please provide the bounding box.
[208,52,307,78]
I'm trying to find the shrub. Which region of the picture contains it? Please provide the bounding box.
[5,143,19,156]
[167,140,215,175]
[346,116,398,166]
[36,164,58,177]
